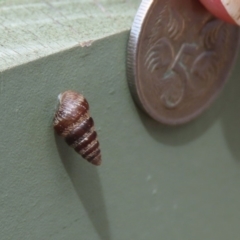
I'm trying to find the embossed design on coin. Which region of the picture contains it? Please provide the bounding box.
[127,0,240,125]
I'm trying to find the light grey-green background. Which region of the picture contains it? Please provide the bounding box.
[1,4,240,240]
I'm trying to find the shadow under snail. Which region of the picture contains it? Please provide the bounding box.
[53,90,102,166]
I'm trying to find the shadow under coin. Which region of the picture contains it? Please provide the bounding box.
[221,63,240,161]
[55,134,111,240]
[136,96,222,146]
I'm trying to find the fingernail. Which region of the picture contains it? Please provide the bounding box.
[221,0,240,25]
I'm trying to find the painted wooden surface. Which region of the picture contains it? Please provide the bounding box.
[1,1,240,240]
[0,0,139,71]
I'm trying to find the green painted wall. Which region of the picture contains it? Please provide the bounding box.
[1,31,240,240]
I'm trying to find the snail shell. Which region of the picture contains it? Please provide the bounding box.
[53,90,101,166]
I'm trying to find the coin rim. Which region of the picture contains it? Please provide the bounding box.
[127,0,240,125]
[127,0,154,115]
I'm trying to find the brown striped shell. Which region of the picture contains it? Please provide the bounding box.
[53,90,101,166]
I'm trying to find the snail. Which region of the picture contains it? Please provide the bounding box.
[53,90,102,166]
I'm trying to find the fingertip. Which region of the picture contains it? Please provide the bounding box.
[199,0,236,25]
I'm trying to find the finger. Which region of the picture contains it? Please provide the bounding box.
[200,0,240,25]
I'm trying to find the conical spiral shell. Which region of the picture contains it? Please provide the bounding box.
[53,90,101,166]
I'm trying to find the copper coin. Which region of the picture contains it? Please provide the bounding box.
[127,0,240,125]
